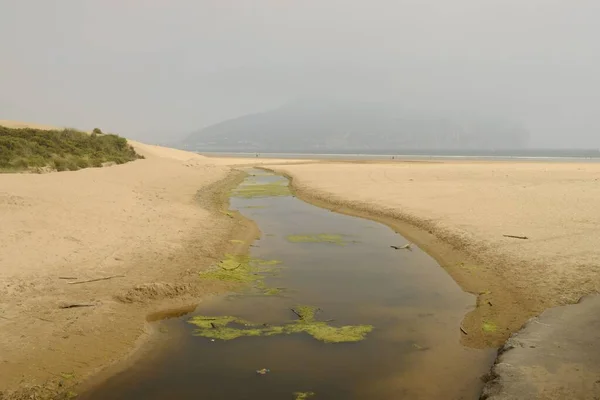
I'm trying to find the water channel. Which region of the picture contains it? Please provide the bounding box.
[79,170,494,400]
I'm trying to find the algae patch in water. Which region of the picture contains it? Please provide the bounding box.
[199,254,282,295]
[286,234,347,246]
[231,181,291,198]
[294,392,315,400]
[189,305,373,343]
[188,316,264,340]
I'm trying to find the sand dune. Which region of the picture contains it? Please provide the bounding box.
[272,161,600,346]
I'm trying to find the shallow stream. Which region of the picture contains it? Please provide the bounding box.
[79,170,494,399]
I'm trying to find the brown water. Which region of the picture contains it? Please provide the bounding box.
[79,171,495,400]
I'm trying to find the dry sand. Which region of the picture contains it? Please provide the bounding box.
[271,161,600,347]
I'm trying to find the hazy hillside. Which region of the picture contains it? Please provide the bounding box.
[183,101,530,152]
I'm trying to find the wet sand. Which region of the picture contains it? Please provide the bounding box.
[270,162,600,348]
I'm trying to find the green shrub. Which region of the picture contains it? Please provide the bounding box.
[0,126,142,172]
[52,157,68,171]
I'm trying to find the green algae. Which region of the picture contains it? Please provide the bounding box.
[60,372,75,380]
[292,305,319,322]
[199,254,282,295]
[482,321,497,333]
[188,315,255,329]
[220,210,235,218]
[294,392,315,400]
[231,181,291,198]
[262,286,283,296]
[285,323,372,343]
[188,305,373,343]
[286,234,347,246]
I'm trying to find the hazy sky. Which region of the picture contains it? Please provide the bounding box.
[1,0,599,147]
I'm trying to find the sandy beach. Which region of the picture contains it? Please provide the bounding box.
[271,161,600,347]
[2,128,600,397]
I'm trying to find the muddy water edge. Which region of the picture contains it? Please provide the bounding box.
[78,170,495,400]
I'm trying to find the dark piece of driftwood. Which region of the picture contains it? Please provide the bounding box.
[391,244,412,250]
[67,275,125,284]
[58,276,78,280]
[59,303,95,309]
[503,235,529,240]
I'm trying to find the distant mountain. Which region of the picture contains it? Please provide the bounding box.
[182,101,530,152]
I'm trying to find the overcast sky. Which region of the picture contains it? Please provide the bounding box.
[1,0,599,147]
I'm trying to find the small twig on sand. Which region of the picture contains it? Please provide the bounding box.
[503,235,529,240]
[59,303,96,309]
[460,326,468,335]
[290,308,302,319]
[58,276,78,280]
[219,263,242,272]
[210,322,217,329]
[391,244,412,250]
[67,275,125,285]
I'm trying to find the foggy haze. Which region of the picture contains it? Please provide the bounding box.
[1,0,599,148]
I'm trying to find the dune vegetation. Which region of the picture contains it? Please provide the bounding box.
[0,125,142,172]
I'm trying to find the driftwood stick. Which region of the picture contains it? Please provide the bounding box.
[219,263,242,272]
[391,244,412,250]
[58,277,78,280]
[460,326,468,335]
[290,308,302,319]
[503,235,529,240]
[67,275,125,285]
[59,303,96,309]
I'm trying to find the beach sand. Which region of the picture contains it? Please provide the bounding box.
[271,161,600,347]
[2,123,599,397]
